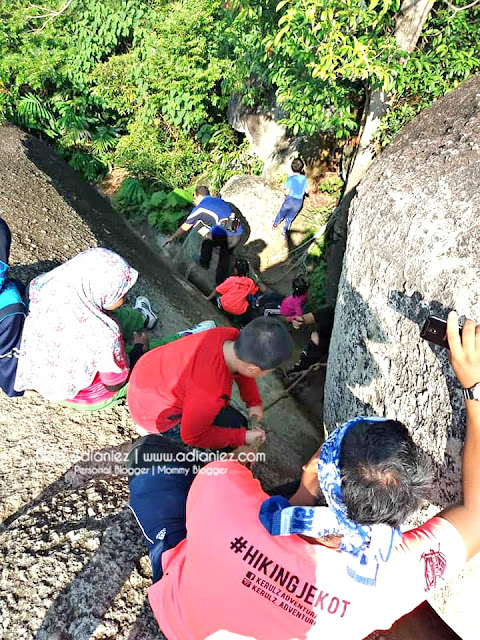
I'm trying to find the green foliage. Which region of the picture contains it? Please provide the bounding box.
[303,207,333,306]
[226,0,480,142]
[114,120,206,190]
[318,177,343,196]
[146,188,195,233]
[0,0,238,186]
[200,124,264,191]
[1,0,478,209]
[376,5,480,146]
[307,260,327,308]
[113,177,195,232]
[0,0,152,180]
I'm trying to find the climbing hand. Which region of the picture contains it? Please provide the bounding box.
[245,427,266,446]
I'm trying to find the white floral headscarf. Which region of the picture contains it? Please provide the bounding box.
[15,248,138,400]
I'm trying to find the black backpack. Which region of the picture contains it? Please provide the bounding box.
[221,214,242,233]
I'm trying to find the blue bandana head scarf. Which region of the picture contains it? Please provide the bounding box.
[259,417,402,586]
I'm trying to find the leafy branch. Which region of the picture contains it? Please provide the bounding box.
[444,0,480,14]
[28,0,75,32]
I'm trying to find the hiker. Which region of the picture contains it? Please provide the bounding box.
[127,317,293,449]
[248,276,309,322]
[272,157,308,235]
[14,248,157,410]
[164,186,243,284]
[279,275,309,323]
[0,217,26,397]
[127,311,476,640]
[206,257,266,325]
[287,304,334,376]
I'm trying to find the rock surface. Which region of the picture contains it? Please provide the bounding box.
[324,73,480,638]
[228,96,295,179]
[220,174,312,292]
[0,125,321,639]
[228,97,339,183]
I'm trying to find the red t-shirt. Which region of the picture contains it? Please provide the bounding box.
[127,328,261,449]
[215,276,259,315]
[149,461,466,640]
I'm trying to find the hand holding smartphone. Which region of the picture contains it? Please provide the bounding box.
[420,315,463,349]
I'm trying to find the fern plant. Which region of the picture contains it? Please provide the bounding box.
[113,178,194,232]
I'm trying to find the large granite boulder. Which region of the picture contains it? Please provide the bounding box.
[228,96,295,179]
[0,126,321,639]
[324,74,480,637]
[228,96,338,182]
[220,175,311,292]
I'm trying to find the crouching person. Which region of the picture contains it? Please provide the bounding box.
[206,257,266,326]
[127,317,293,449]
[127,312,477,639]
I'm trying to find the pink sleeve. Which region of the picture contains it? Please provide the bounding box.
[293,296,305,316]
[99,370,129,386]
[280,296,296,322]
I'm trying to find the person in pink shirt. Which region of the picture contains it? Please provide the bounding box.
[127,311,478,640]
[279,275,309,322]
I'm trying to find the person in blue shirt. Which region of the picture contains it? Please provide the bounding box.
[272,158,309,235]
[0,218,26,397]
[165,186,243,285]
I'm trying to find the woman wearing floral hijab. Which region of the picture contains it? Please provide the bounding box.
[15,248,155,410]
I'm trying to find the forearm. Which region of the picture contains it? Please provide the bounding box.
[303,312,316,325]
[207,289,217,301]
[170,227,187,241]
[439,400,480,559]
[462,400,480,512]
[439,312,480,559]
[181,421,246,448]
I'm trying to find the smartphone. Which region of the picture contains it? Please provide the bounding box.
[420,315,463,349]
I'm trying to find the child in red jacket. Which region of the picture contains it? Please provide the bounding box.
[207,258,266,324]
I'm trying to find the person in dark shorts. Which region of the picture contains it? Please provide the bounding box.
[287,304,335,375]
[127,434,197,583]
[164,186,243,284]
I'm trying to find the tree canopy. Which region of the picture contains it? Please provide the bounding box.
[1,0,478,187]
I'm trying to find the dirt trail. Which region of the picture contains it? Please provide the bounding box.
[0,126,321,639]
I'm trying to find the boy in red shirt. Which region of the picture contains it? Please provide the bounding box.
[207,257,266,324]
[127,317,293,449]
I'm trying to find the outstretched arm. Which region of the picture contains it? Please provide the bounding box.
[292,312,316,329]
[206,288,218,301]
[439,311,480,560]
[164,223,192,246]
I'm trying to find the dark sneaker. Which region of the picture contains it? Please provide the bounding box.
[134,296,158,330]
